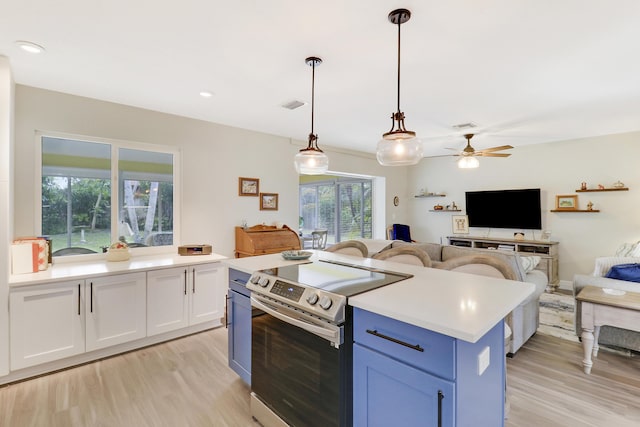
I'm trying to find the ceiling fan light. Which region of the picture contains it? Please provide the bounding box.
[294,148,329,175]
[458,156,479,169]
[376,137,423,166]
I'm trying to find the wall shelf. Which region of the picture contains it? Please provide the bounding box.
[576,187,628,192]
[415,194,446,198]
[429,209,462,212]
[550,209,600,213]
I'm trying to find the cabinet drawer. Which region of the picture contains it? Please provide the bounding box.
[353,308,455,380]
[229,268,251,296]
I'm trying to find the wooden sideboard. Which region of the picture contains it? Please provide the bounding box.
[447,235,559,290]
[234,225,301,258]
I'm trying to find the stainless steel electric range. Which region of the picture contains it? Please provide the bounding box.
[247,259,412,427]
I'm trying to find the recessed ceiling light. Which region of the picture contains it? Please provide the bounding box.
[16,40,45,54]
[199,91,213,98]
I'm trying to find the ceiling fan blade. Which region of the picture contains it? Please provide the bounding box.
[479,145,514,153]
[477,152,511,157]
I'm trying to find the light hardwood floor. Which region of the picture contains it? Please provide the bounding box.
[1,328,639,426]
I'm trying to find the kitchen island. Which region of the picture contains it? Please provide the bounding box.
[225,251,534,426]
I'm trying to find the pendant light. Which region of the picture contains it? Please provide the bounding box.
[376,8,423,166]
[457,156,480,169]
[294,57,329,175]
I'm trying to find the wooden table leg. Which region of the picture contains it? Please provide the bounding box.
[581,327,594,374]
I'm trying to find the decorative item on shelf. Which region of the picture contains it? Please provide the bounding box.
[451,215,469,234]
[613,180,625,188]
[555,194,578,210]
[598,184,605,189]
[106,241,130,262]
[581,182,587,190]
[294,56,329,175]
[434,204,444,210]
[376,8,423,166]
[541,230,552,241]
[451,201,458,210]
[587,201,594,211]
[513,232,525,241]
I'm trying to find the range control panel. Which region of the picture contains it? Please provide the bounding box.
[247,272,346,324]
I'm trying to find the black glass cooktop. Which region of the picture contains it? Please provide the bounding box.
[260,260,412,297]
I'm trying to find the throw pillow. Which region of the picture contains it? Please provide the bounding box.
[592,256,640,277]
[520,256,541,273]
[614,242,639,257]
[605,263,640,283]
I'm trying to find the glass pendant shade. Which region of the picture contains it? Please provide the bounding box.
[457,156,480,169]
[294,142,329,174]
[376,136,423,166]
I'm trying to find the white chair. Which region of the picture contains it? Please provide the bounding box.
[311,230,328,249]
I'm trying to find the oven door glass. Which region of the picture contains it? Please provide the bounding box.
[252,308,342,427]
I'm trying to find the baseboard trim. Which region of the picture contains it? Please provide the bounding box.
[0,320,221,386]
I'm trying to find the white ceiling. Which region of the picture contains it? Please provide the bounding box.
[2,1,640,157]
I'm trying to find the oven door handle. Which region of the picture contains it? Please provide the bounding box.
[251,295,343,346]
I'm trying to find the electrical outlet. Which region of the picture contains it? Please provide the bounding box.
[477,346,490,375]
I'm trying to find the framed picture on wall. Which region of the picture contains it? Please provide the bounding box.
[452,215,469,234]
[260,193,278,211]
[239,177,260,196]
[555,195,578,210]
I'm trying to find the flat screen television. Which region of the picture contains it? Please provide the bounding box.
[465,188,542,230]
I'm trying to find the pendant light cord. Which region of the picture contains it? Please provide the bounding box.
[396,19,401,114]
[311,60,316,138]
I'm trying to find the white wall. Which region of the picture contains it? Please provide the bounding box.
[408,132,640,286]
[0,56,14,376]
[13,85,408,258]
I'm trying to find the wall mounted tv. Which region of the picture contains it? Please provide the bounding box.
[465,188,542,230]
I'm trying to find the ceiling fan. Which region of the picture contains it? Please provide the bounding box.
[437,133,513,168]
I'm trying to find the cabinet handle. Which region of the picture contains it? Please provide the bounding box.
[184,269,187,295]
[78,284,81,315]
[438,390,444,427]
[90,282,93,313]
[192,268,196,293]
[224,294,230,329]
[365,329,424,352]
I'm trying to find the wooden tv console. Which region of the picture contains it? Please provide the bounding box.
[447,235,559,291]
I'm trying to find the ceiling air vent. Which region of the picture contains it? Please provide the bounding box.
[451,122,478,130]
[282,100,306,110]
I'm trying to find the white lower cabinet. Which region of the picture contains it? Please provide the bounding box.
[85,272,147,351]
[189,263,225,325]
[147,263,225,336]
[10,280,85,370]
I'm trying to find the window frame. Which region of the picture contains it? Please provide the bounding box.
[299,176,373,243]
[35,130,181,258]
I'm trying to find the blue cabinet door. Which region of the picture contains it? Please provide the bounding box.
[353,343,454,427]
[228,289,251,384]
[228,268,252,385]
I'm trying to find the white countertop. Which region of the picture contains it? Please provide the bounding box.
[9,252,228,287]
[225,251,535,343]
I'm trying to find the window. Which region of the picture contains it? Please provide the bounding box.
[299,177,372,244]
[40,135,177,256]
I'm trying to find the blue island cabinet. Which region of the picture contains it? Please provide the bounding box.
[353,308,505,427]
[227,268,252,385]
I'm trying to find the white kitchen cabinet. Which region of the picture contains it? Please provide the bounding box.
[85,272,147,351]
[147,267,190,336]
[10,280,85,370]
[147,263,225,336]
[189,263,225,325]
